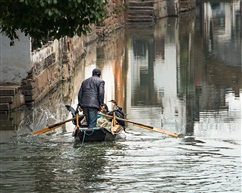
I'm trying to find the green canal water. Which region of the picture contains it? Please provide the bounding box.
[1,1,241,192]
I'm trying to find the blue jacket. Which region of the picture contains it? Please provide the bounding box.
[78,75,105,109]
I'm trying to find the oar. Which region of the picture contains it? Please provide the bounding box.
[32,117,76,135]
[98,113,183,138]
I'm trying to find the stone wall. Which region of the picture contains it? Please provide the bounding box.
[20,1,125,106]
[21,39,67,103]
[97,0,125,37]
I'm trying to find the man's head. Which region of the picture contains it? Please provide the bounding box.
[92,68,101,77]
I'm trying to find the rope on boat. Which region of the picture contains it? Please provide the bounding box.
[82,128,95,144]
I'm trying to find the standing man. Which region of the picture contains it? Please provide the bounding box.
[78,68,105,129]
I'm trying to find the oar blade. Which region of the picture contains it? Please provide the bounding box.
[98,113,183,138]
[32,123,66,135]
[31,117,76,135]
[133,123,181,138]
[152,127,183,138]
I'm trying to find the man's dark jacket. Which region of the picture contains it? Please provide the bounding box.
[78,75,105,109]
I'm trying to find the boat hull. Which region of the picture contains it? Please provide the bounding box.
[65,104,126,143]
[75,127,118,143]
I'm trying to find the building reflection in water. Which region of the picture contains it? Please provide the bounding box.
[124,1,241,137]
[1,1,240,141]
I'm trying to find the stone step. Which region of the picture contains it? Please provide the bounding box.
[128,9,154,15]
[0,85,23,113]
[127,0,156,22]
[127,18,154,22]
[0,118,13,127]
[0,96,13,103]
[0,103,9,111]
[127,15,154,19]
[128,7,154,10]
[0,88,15,96]
[129,1,155,7]
[0,85,19,96]
[0,125,16,130]
[127,15,154,22]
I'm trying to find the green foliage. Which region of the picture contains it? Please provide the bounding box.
[0,0,108,45]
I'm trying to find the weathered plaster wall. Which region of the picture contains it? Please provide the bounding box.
[154,0,180,18]
[0,32,31,84]
[167,0,180,16]
[154,0,168,18]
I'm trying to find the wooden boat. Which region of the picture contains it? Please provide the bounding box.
[65,104,125,143]
[32,104,182,139]
[74,127,121,143]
